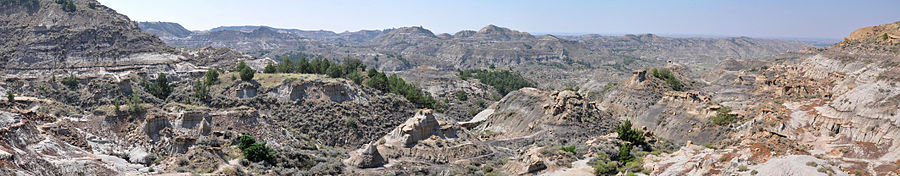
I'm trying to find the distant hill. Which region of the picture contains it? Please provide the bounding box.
[139,22,813,89]
[139,21,193,38]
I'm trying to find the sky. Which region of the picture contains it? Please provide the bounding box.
[98,0,900,39]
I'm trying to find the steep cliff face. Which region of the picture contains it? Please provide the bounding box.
[0,0,171,74]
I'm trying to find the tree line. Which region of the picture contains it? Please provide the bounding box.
[262,56,439,109]
[458,69,533,96]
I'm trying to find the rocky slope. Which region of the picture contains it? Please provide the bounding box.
[640,21,900,176]
[0,0,175,75]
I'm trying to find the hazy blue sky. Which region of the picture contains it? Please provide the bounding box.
[98,0,899,39]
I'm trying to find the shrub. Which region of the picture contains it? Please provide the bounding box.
[711,106,738,125]
[455,90,468,101]
[616,120,645,145]
[738,165,749,172]
[88,2,96,9]
[243,142,274,163]
[237,135,256,150]
[805,161,818,167]
[560,146,576,154]
[620,157,644,174]
[6,91,13,103]
[593,160,617,175]
[61,74,78,88]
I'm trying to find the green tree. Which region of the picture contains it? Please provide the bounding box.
[277,56,295,73]
[113,97,120,114]
[263,63,276,73]
[234,61,250,72]
[243,142,274,163]
[616,120,645,145]
[6,91,13,103]
[342,58,364,74]
[326,65,343,78]
[146,73,172,99]
[345,71,364,84]
[59,0,75,12]
[238,134,256,150]
[239,66,255,82]
[128,93,143,113]
[297,57,309,73]
[205,68,219,85]
[365,71,388,91]
[457,69,532,96]
[618,143,633,162]
[194,79,209,100]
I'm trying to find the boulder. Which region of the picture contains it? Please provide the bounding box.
[347,144,387,168]
[384,109,440,147]
[127,147,155,165]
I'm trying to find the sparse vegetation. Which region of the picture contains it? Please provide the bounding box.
[806,161,818,167]
[652,68,683,91]
[458,69,532,96]
[592,160,617,175]
[738,165,749,172]
[711,106,738,125]
[61,74,78,88]
[56,0,76,12]
[455,90,468,101]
